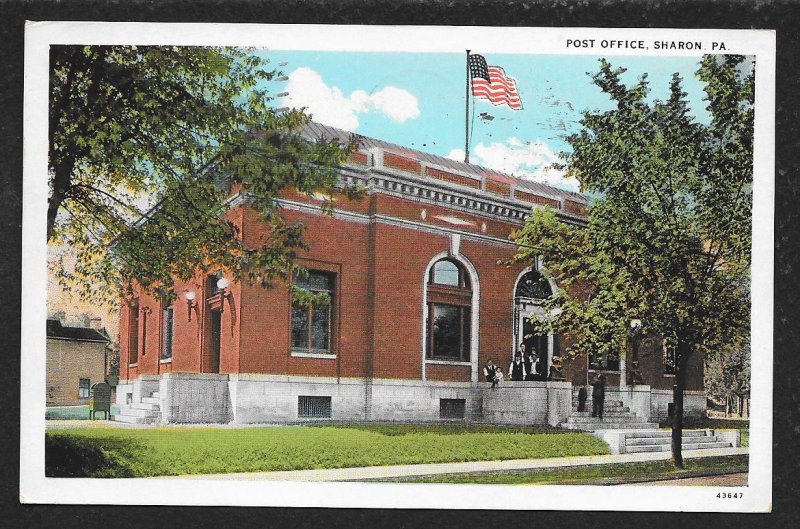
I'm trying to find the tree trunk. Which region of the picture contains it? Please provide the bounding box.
[47,157,74,241]
[671,342,690,468]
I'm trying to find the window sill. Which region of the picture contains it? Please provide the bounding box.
[128,363,138,368]
[588,369,621,374]
[663,373,676,377]
[160,358,172,364]
[291,351,337,360]
[425,359,472,366]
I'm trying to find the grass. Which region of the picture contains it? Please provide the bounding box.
[403,455,749,485]
[46,405,121,420]
[45,424,608,478]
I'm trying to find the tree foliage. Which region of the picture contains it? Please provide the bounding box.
[512,55,753,466]
[705,336,750,415]
[49,46,358,306]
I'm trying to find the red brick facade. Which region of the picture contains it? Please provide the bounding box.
[119,125,702,394]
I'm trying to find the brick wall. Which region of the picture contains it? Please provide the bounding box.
[46,338,106,406]
[425,166,482,189]
[513,190,561,209]
[118,190,695,392]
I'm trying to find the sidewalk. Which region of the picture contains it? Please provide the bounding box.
[168,446,748,482]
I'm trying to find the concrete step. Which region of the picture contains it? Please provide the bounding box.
[572,403,629,411]
[566,416,641,424]
[561,422,659,431]
[113,413,160,425]
[624,430,708,438]
[625,441,732,453]
[626,435,721,446]
[568,410,636,417]
[131,402,160,411]
[141,396,160,405]
[119,407,160,418]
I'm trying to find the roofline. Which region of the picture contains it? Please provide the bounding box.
[46,336,110,344]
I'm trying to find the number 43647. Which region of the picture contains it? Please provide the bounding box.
[717,492,743,499]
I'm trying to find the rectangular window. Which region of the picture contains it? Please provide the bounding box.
[162,306,174,361]
[128,304,139,364]
[298,396,332,418]
[440,398,466,419]
[291,270,335,354]
[589,351,620,371]
[78,378,90,398]
[427,303,470,361]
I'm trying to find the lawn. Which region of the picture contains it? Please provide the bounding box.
[45,423,608,478]
[46,405,120,420]
[403,455,749,485]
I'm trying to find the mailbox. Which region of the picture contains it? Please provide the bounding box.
[89,382,112,420]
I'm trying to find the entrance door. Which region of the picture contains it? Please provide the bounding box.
[521,314,548,380]
[207,309,221,373]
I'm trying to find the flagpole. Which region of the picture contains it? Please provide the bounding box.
[465,49,470,164]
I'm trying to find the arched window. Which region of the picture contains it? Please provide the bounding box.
[514,270,552,300]
[426,258,472,361]
[430,259,471,288]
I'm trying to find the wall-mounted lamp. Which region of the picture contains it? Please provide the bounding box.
[630,318,642,330]
[185,290,197,322]
[216,277,233,300]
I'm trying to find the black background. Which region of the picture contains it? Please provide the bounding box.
[1,0,797,527]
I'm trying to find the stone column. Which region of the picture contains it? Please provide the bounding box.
[619,342,627,388]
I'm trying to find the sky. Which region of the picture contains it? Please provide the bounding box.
[259,51,711,192]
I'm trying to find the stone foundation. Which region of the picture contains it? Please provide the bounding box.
[116,374,706,425]
[481,381,572,426]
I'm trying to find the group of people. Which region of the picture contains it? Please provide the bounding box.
[483,343,561,389]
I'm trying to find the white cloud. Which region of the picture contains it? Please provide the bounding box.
[281,67,420,131]
[446,148,466,161]
[451,138,578,192]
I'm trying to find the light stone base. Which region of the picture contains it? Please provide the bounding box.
[651,389,706,420]
[481,381,572,426]
[117,374,707,426]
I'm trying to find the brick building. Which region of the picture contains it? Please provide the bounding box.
[46,318,110,406]
[115,123,705,425]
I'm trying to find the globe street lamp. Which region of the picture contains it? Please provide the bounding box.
[628,318,643,385]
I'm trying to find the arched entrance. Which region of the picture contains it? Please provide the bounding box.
[513,269,557,380]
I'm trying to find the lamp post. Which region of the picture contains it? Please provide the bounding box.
[628,319,642,386]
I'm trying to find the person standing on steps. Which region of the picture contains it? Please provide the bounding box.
[524,350,536,381]
[484,359,500,389]
[591,373,606,419]
[509,350,526,381]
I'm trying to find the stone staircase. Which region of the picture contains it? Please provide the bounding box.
[623,430,733,453]
[560,398,659,431]
[114,390,162,424]
[560,390,734,454]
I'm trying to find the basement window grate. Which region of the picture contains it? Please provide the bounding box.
[298,396,332,419]
[440,398,466,419]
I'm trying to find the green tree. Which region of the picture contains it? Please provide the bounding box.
[49,46,358,306]
[513,55,753,467]
[706,336,750,417]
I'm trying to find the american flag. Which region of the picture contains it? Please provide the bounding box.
[468,54,523,110]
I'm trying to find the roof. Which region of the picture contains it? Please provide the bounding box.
[46,319,110,343]
[298,121,587,206]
